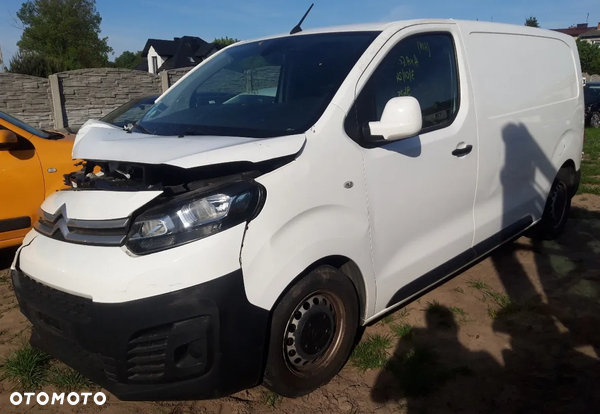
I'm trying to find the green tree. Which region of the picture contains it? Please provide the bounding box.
[577,39,600,74]
[213,36,239,49]
[114,50,143,69]
[8,50,67,77]
[525,16,540,27]
[16,0,112,71]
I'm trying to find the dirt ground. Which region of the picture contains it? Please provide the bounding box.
[1,194,599,414]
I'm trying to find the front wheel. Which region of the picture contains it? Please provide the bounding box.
[263,266,359,397]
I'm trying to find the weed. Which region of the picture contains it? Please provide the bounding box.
[467,279,491,291]
[453,287,465,294]
[264,390,282,407]
[449,306,468,323]
[396,307,412,320]
[425,300,446,315]
[3,343,51,390]
[391,323,413,339]
[381,313,396,324]
[350,334,392,371]
[48,365,94,392]
[484,291,512,308]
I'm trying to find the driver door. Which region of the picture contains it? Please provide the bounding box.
[346,25,479,314]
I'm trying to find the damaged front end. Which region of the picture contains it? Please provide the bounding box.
[64,155,295,195]
[52,156,295,254]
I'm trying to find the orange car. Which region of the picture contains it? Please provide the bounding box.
[0,111,77,249]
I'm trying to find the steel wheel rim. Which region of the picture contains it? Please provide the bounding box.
[283,290,345,375]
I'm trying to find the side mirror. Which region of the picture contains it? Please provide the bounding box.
[367,96,422,141]
[0,130,18,149]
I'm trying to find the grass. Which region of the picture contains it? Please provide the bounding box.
[581,128,600,195]
[3,343,52,390]
[350,333,392,371]
[391,323,414,339]
[467,279,492,291]
[381,314,396,324]
[386,347,472,397]
[263,390,282,408]
[48,365,94,392]
[449,306,469,323]
[424,300,446,315]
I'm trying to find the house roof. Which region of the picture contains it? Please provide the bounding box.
[552,27,591,37]
[140,36,217,72]
[580,29,600,38]
[142,39,179,57]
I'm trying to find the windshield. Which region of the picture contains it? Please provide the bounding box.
[100,95,158,128]
[0,110,50,138]
[137,32,379,138]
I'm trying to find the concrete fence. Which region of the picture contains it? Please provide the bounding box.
[0,67,194,131]
[584,73,600,82]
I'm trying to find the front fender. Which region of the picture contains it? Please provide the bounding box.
[240,143,374,318]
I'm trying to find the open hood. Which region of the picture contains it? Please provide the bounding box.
[72,120,307,169]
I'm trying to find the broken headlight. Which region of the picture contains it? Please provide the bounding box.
[126,181,264,255]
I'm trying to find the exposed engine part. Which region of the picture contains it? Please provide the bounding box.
[64,155,295,196]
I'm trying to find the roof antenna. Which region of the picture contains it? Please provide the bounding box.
[290,3,314,35]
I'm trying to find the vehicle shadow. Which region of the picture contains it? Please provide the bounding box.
[371,125,600,413]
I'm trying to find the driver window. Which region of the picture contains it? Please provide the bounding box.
[346,33,459,143]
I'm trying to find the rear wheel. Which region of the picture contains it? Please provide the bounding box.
[530,167,573,240]
[263,266,359,397]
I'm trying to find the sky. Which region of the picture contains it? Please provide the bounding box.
[0,0,599,65]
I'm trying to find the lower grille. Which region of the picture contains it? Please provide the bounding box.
[127,325,170,383]
[16,271,90,323]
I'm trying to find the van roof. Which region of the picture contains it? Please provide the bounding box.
[238,18,572,44]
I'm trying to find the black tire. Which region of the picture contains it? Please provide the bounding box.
[263,265,359,397]
[530,167,573,240]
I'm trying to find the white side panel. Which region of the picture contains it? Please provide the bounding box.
[17,224,246,303]
[241,107,375,316]
[41,190,163,220]
[466,31,584,245]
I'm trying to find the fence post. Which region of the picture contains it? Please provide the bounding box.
[48,74,65,130]
[160,71,169,93]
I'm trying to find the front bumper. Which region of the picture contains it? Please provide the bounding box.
[11,268,269,401]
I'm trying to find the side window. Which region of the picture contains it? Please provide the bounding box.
[345,33,459,144]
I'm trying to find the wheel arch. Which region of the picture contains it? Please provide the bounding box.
[268,256,370,324]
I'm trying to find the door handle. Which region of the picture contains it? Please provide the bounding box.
[452,145,473,157]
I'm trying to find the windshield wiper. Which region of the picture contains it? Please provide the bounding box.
[128,122,153,135]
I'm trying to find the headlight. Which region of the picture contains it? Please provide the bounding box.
[126,181,264,255]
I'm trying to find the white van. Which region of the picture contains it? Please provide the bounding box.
[11,19,583,400]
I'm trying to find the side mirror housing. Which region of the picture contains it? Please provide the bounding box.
[0,130,18,149]
[367,96,422,142]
